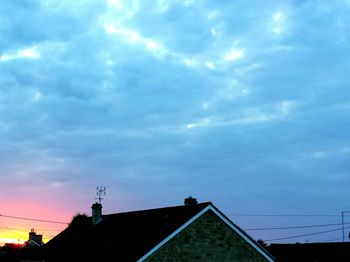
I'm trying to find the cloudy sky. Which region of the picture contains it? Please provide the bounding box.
[1,0,350,244]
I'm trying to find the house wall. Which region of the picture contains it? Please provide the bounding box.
[144,210,268,262]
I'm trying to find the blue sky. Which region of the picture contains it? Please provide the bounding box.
[1,0,350,243]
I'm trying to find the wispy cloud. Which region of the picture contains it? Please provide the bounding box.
[104,24,167,55]
[271,11,287,35]
[0,47,40,62]
[186,101,296,130]
[223,48,245,62]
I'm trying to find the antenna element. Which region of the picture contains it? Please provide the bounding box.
[96,186,106,204]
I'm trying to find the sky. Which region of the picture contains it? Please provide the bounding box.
[1,0,350,245]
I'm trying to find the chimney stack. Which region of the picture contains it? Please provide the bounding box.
[27,228,43,246]
[91,202,103,225]
[184,196,198,206]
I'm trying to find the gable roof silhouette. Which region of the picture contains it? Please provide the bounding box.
[45,202,274,261]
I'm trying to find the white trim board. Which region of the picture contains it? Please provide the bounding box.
[137,205,274,262]
[209,206,274,262]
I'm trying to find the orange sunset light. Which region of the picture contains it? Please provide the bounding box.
[0,199,70,246]
[0,220,66,246]
[0,237,26,245]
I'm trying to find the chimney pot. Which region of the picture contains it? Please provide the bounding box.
[184,196,198,206]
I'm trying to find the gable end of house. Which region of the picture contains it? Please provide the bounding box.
[138,204,274,262]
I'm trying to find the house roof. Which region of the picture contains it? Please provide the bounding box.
[137,203,274,262]
[268,242,350,261]
[98,202,213,261]
[45,202,274,261]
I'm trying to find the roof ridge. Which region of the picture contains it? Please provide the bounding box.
[102,202,212,217]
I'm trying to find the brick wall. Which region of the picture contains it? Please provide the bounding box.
[145,210,269,262]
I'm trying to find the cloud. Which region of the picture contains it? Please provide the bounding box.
[1,0,350,243]
[185,100,296,130]
[104,24,167,56]
[0,47,40,61]
[107,0,124,10]
[223,48,245,62]
[271,11,287,35]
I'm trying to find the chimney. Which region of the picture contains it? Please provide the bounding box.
[28,228,43,246]
[29,228,36,240]
[184,196,198,206]
[91,202,103,225]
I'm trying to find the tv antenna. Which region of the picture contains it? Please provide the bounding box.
[96,186,106,204]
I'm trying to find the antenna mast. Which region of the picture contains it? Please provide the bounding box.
[96,186,106,204]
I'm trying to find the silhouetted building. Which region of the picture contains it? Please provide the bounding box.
[25,228,44,247]
[0,241,44,262]
[0,243,24,262]
[45,198,274,261]
[268,242,350,262]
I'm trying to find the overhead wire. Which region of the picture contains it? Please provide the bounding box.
[0,225,64,239]
[0,218,25,240]
[0,225,27,233]
[0,226,64,232]
[230,213,339,217]
[0,213,68,242]
[1,212,349,243]
[228,213,347,242]
[0,214,68,225]
[265,226,350,242]
[245,222,350,231]
[42,235,57,239]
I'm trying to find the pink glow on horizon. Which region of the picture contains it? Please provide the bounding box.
[0,194,135,246]
[0,199,71,246]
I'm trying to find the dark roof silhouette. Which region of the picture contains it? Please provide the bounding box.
[44,213,112,261]
[268,242,350,262]
[97,202,213,261]
[46,202,211,261]
[45,202,274,261]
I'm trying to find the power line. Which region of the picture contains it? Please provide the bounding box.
[0,225,64,232]
[0,223,61,234]
[245,222,350,231]
[0,218,25,240]
[0,214,68,225]
[42,235,57,239]
[2,219,346,233]
[265,226,350,242]
[230,213,339,217]
[0,226,27,234]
